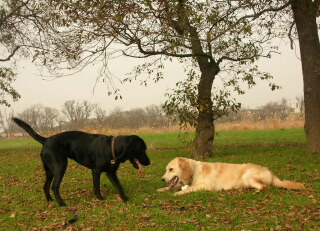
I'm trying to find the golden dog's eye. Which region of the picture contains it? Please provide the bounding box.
[169,168,173,172]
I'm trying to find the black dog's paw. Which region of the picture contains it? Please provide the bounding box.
[96,195,105,200]
[59,201,67,207]
[121,195,129,203]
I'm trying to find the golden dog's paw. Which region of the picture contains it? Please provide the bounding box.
[174,191,184,196]
[157,187,168,192]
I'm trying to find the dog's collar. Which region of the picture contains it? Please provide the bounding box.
[111,137,116,164]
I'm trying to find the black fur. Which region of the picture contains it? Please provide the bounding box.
[12,117,150,206]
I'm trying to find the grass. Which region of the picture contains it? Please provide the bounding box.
[0,129,319,230]
[214,128,306,146]
[0,128,306,150]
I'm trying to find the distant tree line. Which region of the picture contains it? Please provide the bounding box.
[216,97,304,123]
[0,97,304,138]
[0,100,172,137]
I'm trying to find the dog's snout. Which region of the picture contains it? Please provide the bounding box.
[161,177,165,182]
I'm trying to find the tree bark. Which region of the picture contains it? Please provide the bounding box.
[291,0,320,153]
[193,62,219,159]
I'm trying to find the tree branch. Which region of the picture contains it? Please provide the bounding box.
[210,0,293,42]
[288,20,295,50]
[135,38,211,59]
[217,49,280,65]
[217,55,254,65]
[0,0,31,27]
[0,46,21,62]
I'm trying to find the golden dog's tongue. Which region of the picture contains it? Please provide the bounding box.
[169,176,179,190]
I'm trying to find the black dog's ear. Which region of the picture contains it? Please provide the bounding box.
[115,136,137,161]
[115,135,150,165]
[127,136,142,156]
[133,136,150,166]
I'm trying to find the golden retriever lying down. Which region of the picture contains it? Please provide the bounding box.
[157,157,305,195]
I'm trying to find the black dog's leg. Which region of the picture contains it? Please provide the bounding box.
[51,161,68,207]
[91,169,104,200]
[43,164,54,202]
[107,172,128,202]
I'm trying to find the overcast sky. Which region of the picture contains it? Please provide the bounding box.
[2,43,303,114]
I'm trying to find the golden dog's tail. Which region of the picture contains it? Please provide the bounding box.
[272,176,305,190]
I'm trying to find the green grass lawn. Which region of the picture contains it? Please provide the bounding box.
[0,129,319,230]
[0,128,307,150]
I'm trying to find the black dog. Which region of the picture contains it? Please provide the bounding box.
[12,118,150,206]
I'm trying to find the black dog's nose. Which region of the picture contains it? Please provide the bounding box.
[161,178,165,182]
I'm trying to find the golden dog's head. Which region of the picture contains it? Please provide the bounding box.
[161,157,193,190]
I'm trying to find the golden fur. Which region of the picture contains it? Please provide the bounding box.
[157,157,305,195]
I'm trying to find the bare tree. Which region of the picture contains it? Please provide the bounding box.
[258,102,278,121]
[256,98,290,121]
[18,104,43,130]
[215,109,247,123]
[278,98,291,120]
[296,96,304,116]
[40,107,60,133]
[0,109,15,137]
[62,100,76,122]
[93,105,108,128]
[16,104,60,134]
[107,107,125,129]
[125,108,147,130]
[145,104,170,128]
[62,100,95,129]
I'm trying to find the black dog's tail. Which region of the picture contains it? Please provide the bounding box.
[12,117,46,144]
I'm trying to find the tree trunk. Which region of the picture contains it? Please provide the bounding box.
[193,62,219,159]
[171,0,220,159]
[291,0,320,153]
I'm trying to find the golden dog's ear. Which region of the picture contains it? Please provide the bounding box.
[178,158,192,185]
